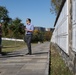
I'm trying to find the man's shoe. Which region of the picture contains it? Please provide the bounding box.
[26,53,32,55]
[26,53,29,55]
[29,53,32,55]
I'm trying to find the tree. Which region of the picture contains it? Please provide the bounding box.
[0,6,25,38]
[9,18,25,39]
[50,0,63,14]
[0,6,12,36]
[0,6,8,22]
[2,17,12,36]
[44,31,52,41]
[32,30,44,43]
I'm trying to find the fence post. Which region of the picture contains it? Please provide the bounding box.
[68,0,72,57]
[68,0,76,74]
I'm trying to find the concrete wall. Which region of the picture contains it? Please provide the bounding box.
[51,0,69,54]
[2,38,24,42]
[51,0,76,74]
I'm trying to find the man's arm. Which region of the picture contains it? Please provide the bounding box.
[25,25,34,32]
[25,29,33,32]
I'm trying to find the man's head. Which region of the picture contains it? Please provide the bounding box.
[26,18,31,24]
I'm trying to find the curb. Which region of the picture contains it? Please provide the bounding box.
[45,50,51,75]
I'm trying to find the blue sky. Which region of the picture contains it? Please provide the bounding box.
[0,0,56,28]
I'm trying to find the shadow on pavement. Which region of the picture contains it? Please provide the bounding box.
[0,52,24,58]
[33,52,48,55]
[0,52,48,58]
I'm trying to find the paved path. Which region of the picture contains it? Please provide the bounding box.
[0,42,50,75]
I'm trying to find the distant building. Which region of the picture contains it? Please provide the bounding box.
[34,27,45,32]
[46,28,54,32]
[34,27,54,32]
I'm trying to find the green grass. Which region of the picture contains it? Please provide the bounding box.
[2,40,37,52]
[2,40,26,52]
[50,43,74,75]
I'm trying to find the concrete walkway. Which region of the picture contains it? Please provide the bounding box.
[0,42,50,75]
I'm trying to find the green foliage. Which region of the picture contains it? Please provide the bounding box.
[8,18,25,39]
[0,6,25,39]
[50,0,63,14]
[2,22,8,36]
[2,40,26,52]
[50,43,74,75]
[44,31,52,41]
[0,6,12,36]
[0,6,8,22]
[32,30,44,43]
[32,30,52,43]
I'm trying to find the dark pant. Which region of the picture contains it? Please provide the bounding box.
[24,34,32,54]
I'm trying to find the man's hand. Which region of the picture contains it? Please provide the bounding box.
[25,28,29,31]
[25,28,33,32]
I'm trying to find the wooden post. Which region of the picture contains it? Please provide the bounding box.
[68,0,72,56]
[68,0,76,74]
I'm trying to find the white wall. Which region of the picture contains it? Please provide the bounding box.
[51,0,69,54]
[2,38,24,42]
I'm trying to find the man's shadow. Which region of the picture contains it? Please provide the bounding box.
[32,52,48,55]
[0,52,24,58]
[0,49,48,58]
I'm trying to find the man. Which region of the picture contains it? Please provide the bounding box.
[24,18,34,55]
[0,23,2,55]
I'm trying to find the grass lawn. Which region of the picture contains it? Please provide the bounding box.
[50,43,74,75]
[2,40,26,52]
[2,40,37,53]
